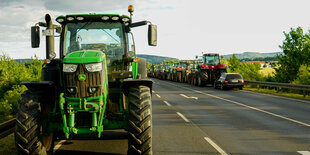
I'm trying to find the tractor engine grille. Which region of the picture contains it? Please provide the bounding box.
[64,64,104,98]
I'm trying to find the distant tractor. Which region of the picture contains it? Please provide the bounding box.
[15,5,157,155]
[172,61,187,82]
[183,60,195,83]
[193,53,227,86]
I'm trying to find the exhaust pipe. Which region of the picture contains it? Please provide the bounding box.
[45,14,55,60]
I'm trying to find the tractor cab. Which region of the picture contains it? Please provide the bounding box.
[203,53,220,65]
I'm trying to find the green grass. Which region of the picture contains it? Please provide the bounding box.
[259,67,275,76]
[244,86,310,101]
[0,134,17,155]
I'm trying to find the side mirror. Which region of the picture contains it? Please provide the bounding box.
[148,24,157,46]
[31,26,40,48]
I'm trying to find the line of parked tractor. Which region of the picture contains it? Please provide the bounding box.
[148,53,245,90]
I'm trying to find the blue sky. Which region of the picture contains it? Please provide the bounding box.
[1,0,310,59]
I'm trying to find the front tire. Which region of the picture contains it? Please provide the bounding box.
[15,90,54,155]
[128,86,152,155]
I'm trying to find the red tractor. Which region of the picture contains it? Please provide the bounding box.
[193,53,227,86]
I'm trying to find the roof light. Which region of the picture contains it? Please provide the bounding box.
[128,5,134,13]
[67,17,74,21]
[111,16,119,21]
[56,18,65,23]
[122,17,130,22]
[76,16,84,20]
[101,16,109,20]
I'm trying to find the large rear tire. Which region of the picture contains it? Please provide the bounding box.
[15,90,54,155]
[128,86,152,155]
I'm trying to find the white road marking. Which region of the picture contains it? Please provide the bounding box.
[180,94,198,100]
[163,101,171,106]
[176,112,190,123]
[155,94,161,98]
[298,151,310,155]
[166,81,310,128]
[204,137,228,155]
[242,90,310,104]
[152,90,155,93]
[53,140,66,153]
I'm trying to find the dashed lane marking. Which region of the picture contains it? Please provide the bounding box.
[176,112,190,123]
[204,137,228,155]
[155,94,161,98]
[180,94,198,100]
[163,101,171,106]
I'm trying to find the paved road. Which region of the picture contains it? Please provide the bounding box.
[55,78,310,155]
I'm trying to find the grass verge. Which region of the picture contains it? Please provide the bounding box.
[244,86,310,101]
[0,134,17,155]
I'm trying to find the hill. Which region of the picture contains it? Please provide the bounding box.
[136,54,179,64]
[222,52,282,59]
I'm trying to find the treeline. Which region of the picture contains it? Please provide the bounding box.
[137,54,179,64]
[222,56,263,81]
[227,27,310,85]
[240,56,278,62]
[0,55,42,121]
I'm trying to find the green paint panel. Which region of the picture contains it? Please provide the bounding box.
[64,50,105,63]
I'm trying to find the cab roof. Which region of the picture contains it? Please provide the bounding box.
[203,53,219,56]
[56,14,131,24]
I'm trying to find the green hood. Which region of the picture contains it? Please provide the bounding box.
[64,50,105,64]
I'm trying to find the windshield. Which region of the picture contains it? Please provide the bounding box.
[64,22,124,60]
[226,74,242,80]
[203,55,220,65]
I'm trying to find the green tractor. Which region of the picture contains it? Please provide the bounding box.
[15,5,157,155]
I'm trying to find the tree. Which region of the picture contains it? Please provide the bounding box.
[228,54,241,73]
[276,27,310,83]
[292,65,310,85]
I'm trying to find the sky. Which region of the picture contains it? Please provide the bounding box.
[1,0,310,60]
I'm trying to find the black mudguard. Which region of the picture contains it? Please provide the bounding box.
[21,81,56,91]
[21,81,57,107]
[122,79,153,95]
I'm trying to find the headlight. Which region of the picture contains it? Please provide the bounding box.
[85,62,102,72]
[63,64,78,72]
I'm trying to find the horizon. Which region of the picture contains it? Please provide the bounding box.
[13,51,283,60]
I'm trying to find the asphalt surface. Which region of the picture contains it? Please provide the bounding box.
[54,78,310,155]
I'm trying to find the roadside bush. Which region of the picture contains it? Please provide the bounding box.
[292,65,310,85]
[0,55,42,120]
[225,55,262,81]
